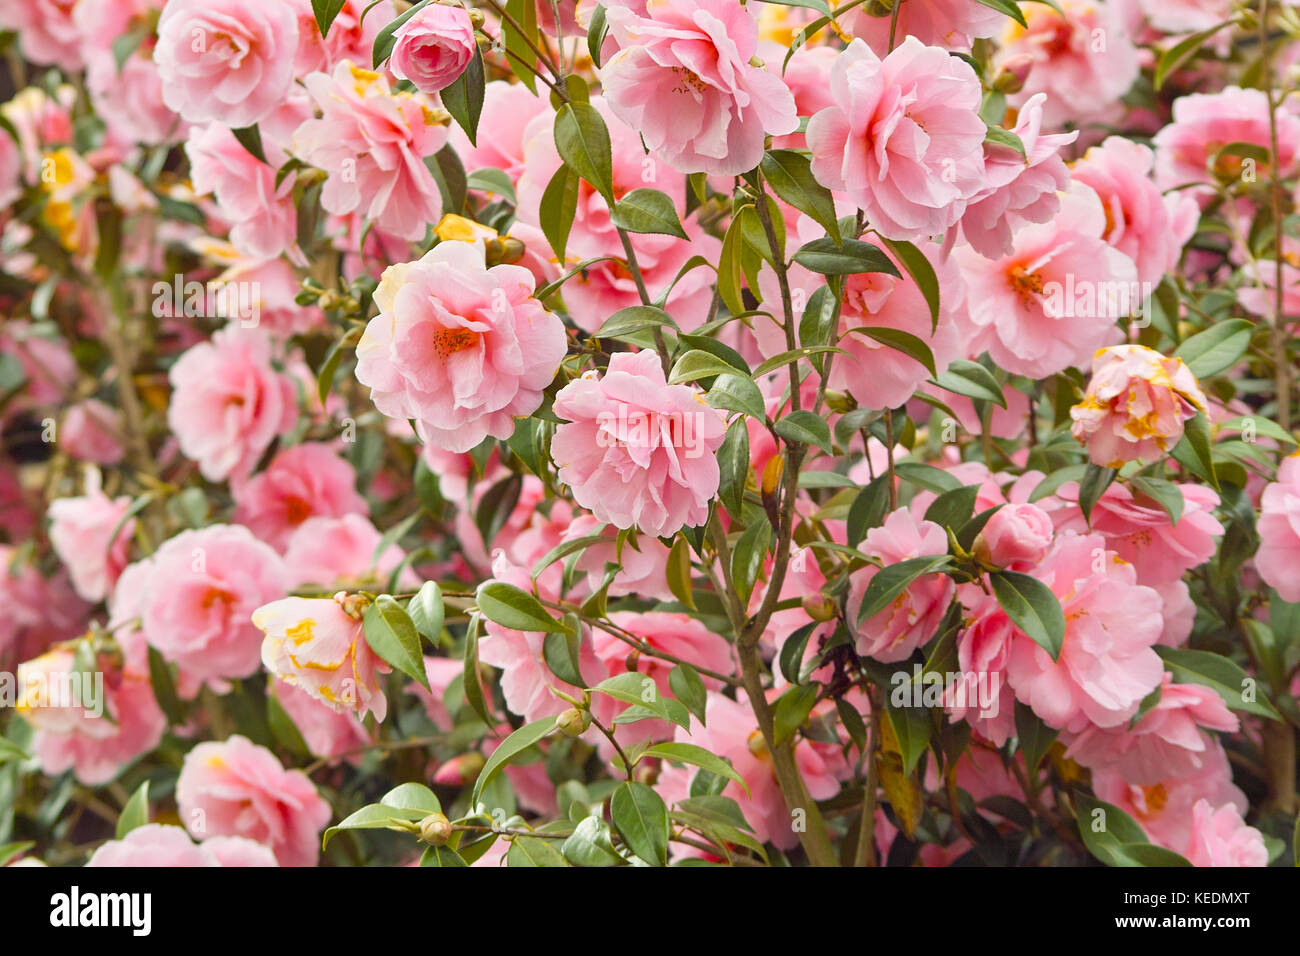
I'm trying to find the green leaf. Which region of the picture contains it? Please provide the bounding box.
[779,622,817,685]
[847,475,890,546]
[878,238,939,331]
[1154,647,1281,720]
[421,845,468,867]
[442,46,486,144]
[502,0,541,91]
[1129,475,1184,525]
[773,684,820,747]
[0,843,33,867]
[406,581,445,644]
[539,163,580,264]
[472,716,558,806]
[543,629,586,687]
[856,556,952,625]
[639,743,748,794]
[717,207,750,315]
[554,102,615,204]
[923,484,980,533]
[382,782,442,814]
[312,0,348,37]
[669,664,707,725]
[668,349,745,385]
[465,167,515,202]
[793,238,902,277]
[592,672,692,729]
[610,782,670,866]
[597,304,678,340]
[587,4,610,67]
[507,835,570,867]
[729,516,772,608]
[364,596,430,690]
[462,613,495,727]
[116,781,150,839]
[1013,701,1057,774]
[883,696,933,776]
[1154,20,1234,90]
[856,327,937,377]
[267,685,312,758]
[561,815,622,866]
[611,188,687,239]
[990,571,1066,660]
[475,580,570,634]
[323,804,424,848]
[760,149,839,243]
[774,410,833,454]
[1173,319,1254,379]
[230,125,268,165]
[707,372,767,421]
[1074,793,1192,867]
[933,359,1006,407]
[717,420,750,516]
[147,646,186,726]
[1078,463,1117,523]
[1177,410,1218,490]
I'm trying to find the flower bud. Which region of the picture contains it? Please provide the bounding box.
[431,751,486,786]
[556,706,591,738]
[801,593,837,622]
[993,55,1034,94]
[419,812,453,846]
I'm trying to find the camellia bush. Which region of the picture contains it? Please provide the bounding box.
[0,0,1298,870]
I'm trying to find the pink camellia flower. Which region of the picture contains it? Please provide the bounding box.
[0,546,87,669]
[955,182,1138,378]
[1153,87,1300,195]
[282,514,410,590]
[1070,136,1198,289]
[944,596,1017,746]
[293,61,446,240]
[658,691,843,850]
[60,399,125,466]
[1093,739,1246,850]
[1183,799,1268,867]
[167,327,298,483]
[87,824,278,867]
[842,0,1004,54]
[1238,250,1300,326]
[995,0,1139,129]
[957,93,1077,259]
[1005,532,1164,733]
[254,595,390,721]
[0,0,83,70]
[233,443,366,550]
[114,525,287,685]
[177,735,332,867]
[47,474,135,603]
[355,239,567,452]
[290,0,395,75]
[1054,479,1223,586]
[154,0,299,127]
[388,2,477,92]
[846,509,955,663]
[18,631,165,786]
[86,43,181,148]
[551,349,727,537]
[755,227,964,411]
[599,0,798,176]
[1065,674,1239,784]
[973,502,1054,571]
[186,122,299,262]
[1070,345,1208,468]
[1257,454,1300,601]
[806,37,987,241]
[1139,0,1235,34]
